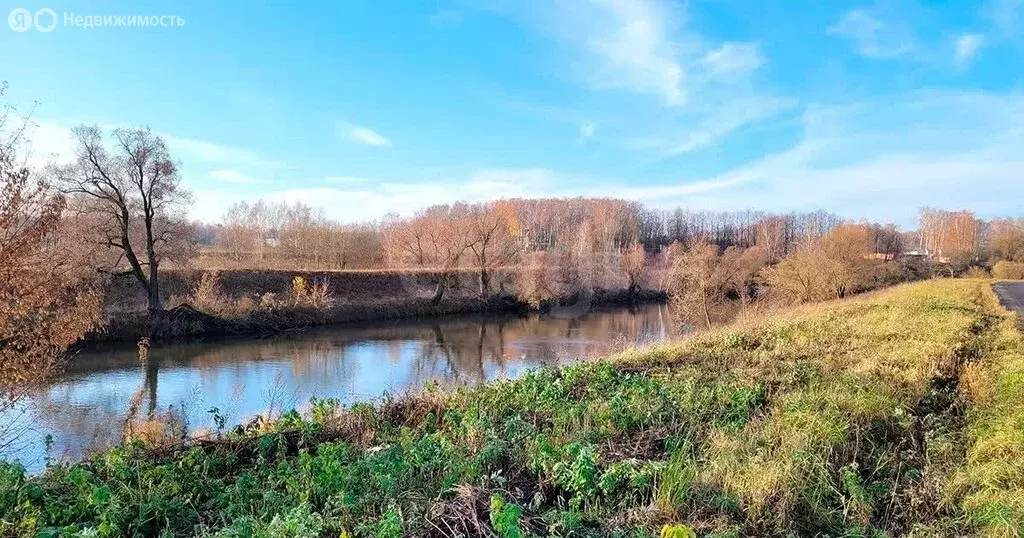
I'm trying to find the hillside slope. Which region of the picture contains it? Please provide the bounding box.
[2,280,1022,537]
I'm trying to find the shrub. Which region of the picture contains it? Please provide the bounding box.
[993,260,1024,280]
[963,266,991,279]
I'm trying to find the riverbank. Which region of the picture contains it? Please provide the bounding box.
[88,268,668,343]
[4,279,1021,536]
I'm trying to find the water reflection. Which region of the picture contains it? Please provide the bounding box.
[1,303,678,472]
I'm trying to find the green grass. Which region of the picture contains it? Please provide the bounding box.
[2,279,1023,537]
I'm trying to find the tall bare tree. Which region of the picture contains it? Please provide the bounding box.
[467,201,523,298]
[52,126,192,317]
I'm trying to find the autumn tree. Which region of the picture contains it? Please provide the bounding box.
[763,248,833,303]
[1,85,101,428]
[620,242,647,295]
[818,223,874,298]
[989,218,1024,262]
[386,205,474,302]
[466,201,523,298]
[670,243,765,329]
[919,208,981,259]
[51,126,192,317]
[869,223,903,260]
[767,223,877,303]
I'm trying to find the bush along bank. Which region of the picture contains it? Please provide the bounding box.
[3,279,1022,537]
[88,287,669,344]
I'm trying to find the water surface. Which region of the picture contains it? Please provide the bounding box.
[2,303,677,472]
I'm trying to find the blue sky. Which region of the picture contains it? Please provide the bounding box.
[2,0,1023,226]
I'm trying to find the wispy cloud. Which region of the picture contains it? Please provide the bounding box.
[492,0,782,154]
[497,0,690,106]
[25,122,279,171]
[701,43,764,78]
[828,8,917,59]
[163,134,279,168]
[324,176,368,184]
[578,120,596,141]
[209,170,261,184]
[582,0,687,105]
[628,96,795,155]
[187,88,1024,225]
[340,123,392,147]
[671,90,1024,222]
[668,97,794,155]
[24,121,76,167]
[953,33,984,68]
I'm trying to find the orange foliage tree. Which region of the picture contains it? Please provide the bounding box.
[1,86,101,422]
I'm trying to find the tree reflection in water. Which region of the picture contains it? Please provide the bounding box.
[3,303,680,472]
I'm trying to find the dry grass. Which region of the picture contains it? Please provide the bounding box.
[952,286,1024,537]
[9,279,1024,537]
[612,279,1016,534]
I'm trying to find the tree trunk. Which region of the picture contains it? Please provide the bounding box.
[701,290,712,330]
[432,276,446,304]
[147,275,163,314]
[478,270,490,299]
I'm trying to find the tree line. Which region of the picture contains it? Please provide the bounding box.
[5,89,1024,399]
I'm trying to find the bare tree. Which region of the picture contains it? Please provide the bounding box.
[386,205,474,302]
[989,218,1024,262]
[51,126,192,317]
[763,248,833,304]
[422,206,473,302]
[620,242,647,296]
[870,223,903,260]
[467,201,523,298]
[757,215,789,264]
[767,223,876,303]
[670,243,765,329]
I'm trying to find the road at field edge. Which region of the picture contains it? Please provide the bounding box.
[993,281,1024,315]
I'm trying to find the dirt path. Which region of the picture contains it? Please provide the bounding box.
[993,281,1024,314]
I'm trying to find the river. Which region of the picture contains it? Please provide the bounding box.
[1,303,678,473]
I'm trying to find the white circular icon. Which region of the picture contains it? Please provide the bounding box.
[8,7,32,32]
[34,8,57,32]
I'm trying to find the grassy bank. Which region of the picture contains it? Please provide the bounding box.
[91,269,666,343]
[3,280,1022,536]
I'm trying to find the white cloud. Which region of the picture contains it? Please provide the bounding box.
[628,96,795,155]
[953,33,984,68]
[666,90,1024,223]
[701,43,763,78]
[209,170,261,184]
[22,122,279,175]
[579,120,596,141]
[187,165,746,223]
[340,123,392,147]
[163,134,279,168]
[583,0,687,105]
[828,8,916,59]
[491,0,785,154]
[494,0,692,106]
[324,176,368,184]
[23,121,76,167]
[185,89,1024,225]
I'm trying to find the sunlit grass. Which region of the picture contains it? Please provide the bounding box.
[2,279,1023,536]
